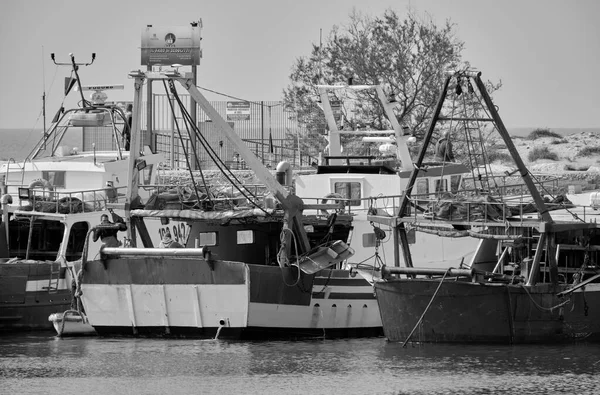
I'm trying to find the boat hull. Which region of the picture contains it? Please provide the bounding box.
[80,258,382,339]
[0,262,73,331]
[374,279,600,344]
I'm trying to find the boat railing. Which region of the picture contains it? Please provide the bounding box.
[19,185,129,214]
[138,183,275,210]
[462,174,561,197]
[404,189,600,228]
[27,105,128,160]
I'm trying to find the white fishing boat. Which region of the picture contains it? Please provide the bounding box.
[78,69,382,339]
[0,54,163,208]
[295,83,478,272]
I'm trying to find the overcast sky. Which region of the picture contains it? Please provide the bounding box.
[1,0,598,130]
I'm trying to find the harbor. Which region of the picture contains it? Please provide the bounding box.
[2,1,600,394]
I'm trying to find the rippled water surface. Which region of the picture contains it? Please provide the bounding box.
[1,333,599,395]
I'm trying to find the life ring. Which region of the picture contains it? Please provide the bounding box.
[29,178,54,191]
[320,192,344,216]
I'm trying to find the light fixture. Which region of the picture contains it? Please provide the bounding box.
[18,188,30,200]
[136,159,147,171]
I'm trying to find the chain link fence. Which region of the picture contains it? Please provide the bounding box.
[150,94,322,170]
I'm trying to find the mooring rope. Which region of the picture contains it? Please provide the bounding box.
[402,269,451,347]
[519,284,571,312]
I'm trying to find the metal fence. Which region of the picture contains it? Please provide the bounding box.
[149,94,321,170]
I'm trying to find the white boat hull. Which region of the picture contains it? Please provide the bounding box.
[80,258,382,339]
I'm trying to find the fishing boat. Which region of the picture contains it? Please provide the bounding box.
[295,83,479,271]
[0,184,129,332]
[370,70,600,344]
[0,54,161,333]
[0,53,164,213]
[78,69,382,339]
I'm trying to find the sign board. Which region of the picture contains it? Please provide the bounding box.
[226,101,251,121]
[141,25,202,66]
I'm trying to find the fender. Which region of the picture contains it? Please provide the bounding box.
[29,178,54,191]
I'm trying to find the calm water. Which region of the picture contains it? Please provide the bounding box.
[1,333,599,395]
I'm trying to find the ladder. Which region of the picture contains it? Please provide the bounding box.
[455,84,496,194]
[47,261,61,293]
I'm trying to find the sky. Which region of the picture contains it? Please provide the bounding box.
[1,0,599,130]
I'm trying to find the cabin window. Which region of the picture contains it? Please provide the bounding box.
[435,179,448,193]
[198,232,217,246]
[8,218,65,261]
[66,221,90,261]
[333,182,361,206]
[42,171,66,188]
[237,230,254,245]
[451,175,462,193]
[415,179,429,197]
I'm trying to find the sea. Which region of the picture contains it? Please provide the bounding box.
[2,126,600,394]
[1,332,599,395]
[2,127,600,162]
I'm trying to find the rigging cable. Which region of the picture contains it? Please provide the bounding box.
[168,82,269,214]
[163,80,209,206]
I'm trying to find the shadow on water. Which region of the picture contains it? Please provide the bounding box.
[1,333,599,394]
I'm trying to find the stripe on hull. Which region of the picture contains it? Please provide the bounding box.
[246,300,381,329]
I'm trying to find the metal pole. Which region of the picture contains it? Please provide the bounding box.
[261,101,264,164]
[170,93,175,168]
[190,66,198,170]
[146,65,154,152]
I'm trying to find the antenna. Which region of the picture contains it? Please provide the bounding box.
[42,46,47,149]
[50,53,96,108]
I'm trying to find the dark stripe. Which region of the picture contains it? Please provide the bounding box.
[313,277,370,286]
[84,259,246,285]
[312,292,376,300]
[0,266,66,280]
[93,325,383,339]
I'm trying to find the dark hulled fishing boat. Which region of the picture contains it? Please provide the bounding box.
[370,70,600,344]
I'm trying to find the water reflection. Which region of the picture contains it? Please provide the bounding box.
[1,333,599,395]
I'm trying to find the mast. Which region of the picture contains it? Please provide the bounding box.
[124,71,146,244]
[42,46,46,149]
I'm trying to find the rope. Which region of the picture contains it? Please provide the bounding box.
[402,268,451,347]
[277,227,302,287]
[57,309,81,337]
[519,284,571,312]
